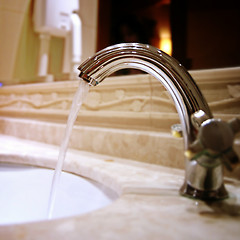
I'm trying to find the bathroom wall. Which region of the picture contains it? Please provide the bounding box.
[0,0,30,83]
[0,0,98,85]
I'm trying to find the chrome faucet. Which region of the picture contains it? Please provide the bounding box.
[78,43,240,200]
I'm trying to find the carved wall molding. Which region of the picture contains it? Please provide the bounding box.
[0,67,239,131]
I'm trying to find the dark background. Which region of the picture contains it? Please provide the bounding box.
[97,0,240,70]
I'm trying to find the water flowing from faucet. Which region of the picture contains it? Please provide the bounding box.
[47,80,89,219]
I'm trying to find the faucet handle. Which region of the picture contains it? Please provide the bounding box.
[229,117,240,134]
[191,110,210,129]
[185,117,240,171]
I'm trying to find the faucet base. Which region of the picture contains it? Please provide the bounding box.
[180,182,229,201]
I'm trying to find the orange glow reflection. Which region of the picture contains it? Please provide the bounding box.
[159,37,172,55]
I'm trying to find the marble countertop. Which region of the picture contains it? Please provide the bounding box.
[0,135,240,240]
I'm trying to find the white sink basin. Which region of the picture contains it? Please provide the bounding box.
[0,163,118,225]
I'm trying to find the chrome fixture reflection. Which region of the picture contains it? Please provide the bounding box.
[78,43,240,200]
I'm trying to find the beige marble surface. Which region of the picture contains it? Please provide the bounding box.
[0,68,239,169]
[0,135,240,240]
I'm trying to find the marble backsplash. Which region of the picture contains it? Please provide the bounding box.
[0,67,239,169]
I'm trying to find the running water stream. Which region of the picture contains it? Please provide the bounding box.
[47,80,90,219]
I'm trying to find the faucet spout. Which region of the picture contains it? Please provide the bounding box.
[78,43,212,148]
[78,43,239,200]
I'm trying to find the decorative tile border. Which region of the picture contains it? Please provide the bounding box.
[0,68,239,131]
